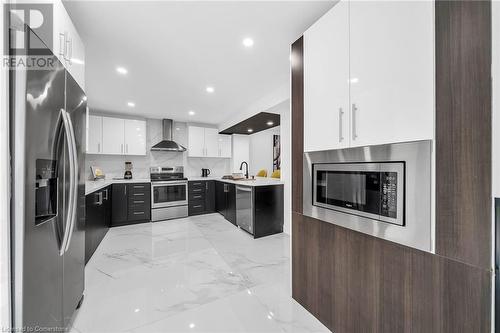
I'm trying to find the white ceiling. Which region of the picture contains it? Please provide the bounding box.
[63,1,334,125]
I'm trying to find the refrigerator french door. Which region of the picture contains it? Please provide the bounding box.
[10,26,87,330]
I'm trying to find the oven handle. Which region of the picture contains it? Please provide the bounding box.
[151,181,187,186]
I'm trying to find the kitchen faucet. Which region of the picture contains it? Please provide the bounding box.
[240,161,249,179]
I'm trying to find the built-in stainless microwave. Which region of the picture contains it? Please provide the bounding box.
[303,140,433,252]
[313,162,404,226]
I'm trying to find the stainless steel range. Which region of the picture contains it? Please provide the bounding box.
[150,166,188,221]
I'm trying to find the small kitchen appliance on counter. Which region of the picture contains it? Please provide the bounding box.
[124,161,133,179]
[150,166,188,221]
[201,168,211,177]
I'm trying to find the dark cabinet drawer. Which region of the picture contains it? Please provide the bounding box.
[189,192,205,201]
[128,183,150,195]
[188,200,205,215]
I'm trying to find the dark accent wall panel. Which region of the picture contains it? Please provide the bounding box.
[292,213,492,333]
[291,37,304,214]
[435,0,492,269]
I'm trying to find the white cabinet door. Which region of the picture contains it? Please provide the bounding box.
[102,117,125,154]
[87,115,102,154]
[304,0,350,152]
[52,0,85,90]
[188,126,206,157]
[204,128,219,157]
[124,119,146,155]
[349,0,434,147]
[218,135,232,158]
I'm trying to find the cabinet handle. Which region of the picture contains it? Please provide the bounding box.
[59,33,65,57]
[206,182,208,190]
[193,195,202,199]
[133,200,145,204]
[124,185,127,197]
[66,37,72,64]
[133,211,144,215]
[96,192,103,205]
[103,188,108,200]
[133,185,145,189]
[193,189,202,192]
[193,205,203,208]
[97,143,100,153]
[133,193,144,196]
[126,144,128,154]
[193,182,202,186]
[121,144,124,154]
[339,108,344,142]
[352,103,358,140]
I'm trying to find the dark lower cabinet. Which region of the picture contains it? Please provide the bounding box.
[253,185,284,238]
[85,186,111,264]
[188,180,216,216]
[111,183,151,226]
[215,181,236,225]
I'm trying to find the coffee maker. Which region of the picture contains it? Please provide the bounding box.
[201,168,211,177]
[124,161,133,179]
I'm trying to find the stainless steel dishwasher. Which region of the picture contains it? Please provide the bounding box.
[236,185,254,234]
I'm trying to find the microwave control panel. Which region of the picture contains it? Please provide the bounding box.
[380,172,398,219]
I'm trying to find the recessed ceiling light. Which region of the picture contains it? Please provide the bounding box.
[188,110,196,116]
[189,323,195,329]
[267,121,274,126]
[247,128,253,133]
[116,66,128,75]
[242,37,254,48]
[127,102,135,107]
[206,86,215,93]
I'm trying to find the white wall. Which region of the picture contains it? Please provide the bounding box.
[0,0,10,330]
[1,1,11,329]
[249,126,280,176]
[85,116,231,180]
[231,134,250,174]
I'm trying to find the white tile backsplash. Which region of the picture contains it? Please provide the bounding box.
[85,118,231,180]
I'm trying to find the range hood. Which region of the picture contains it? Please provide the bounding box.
[151,119,187,152]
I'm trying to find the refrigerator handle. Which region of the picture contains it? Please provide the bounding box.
[58,109,77,255]
[63,110,79,253]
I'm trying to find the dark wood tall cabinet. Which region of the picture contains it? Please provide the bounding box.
[290,1,493,331]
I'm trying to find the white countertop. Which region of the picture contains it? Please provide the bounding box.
[187,176,283,187]
[85,178,151,195]
[215,177,283,187]
[86,176,283,195]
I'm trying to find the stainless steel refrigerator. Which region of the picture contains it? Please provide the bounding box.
[10,25,86,330]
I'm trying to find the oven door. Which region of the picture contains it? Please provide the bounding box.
[312,162,404,225]
[151,181,188,208]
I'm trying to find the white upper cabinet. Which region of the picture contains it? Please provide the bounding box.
[303,0,434,151]
[188,126,206,157]
[87,115,102,154]
[218,135,232,158]
[52,0,85,90]
[204,128,219,157]
[349,0,434,147]
[102,117,125,155]
[188,126,231,158]
[124,119,147,155]
[304,0,350,152]
[88,116,146,155]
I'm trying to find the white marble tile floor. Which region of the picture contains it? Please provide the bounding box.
[70,213,330,333]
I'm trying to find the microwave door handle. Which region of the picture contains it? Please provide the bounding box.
[63,110,79,253]
[58,109,76,256]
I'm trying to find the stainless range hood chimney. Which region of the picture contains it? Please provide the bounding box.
[151,119,187,152]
